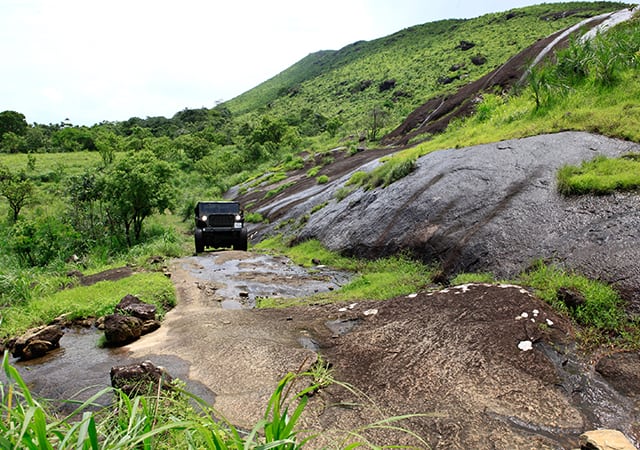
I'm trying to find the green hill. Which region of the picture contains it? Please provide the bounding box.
[224,2,628,138]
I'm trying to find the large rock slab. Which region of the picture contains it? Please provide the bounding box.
[255,132,640,311]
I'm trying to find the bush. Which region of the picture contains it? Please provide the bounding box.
[9,216,80,267]
[316,174,329,184]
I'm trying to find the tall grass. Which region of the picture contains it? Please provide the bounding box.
[1,352,429,449]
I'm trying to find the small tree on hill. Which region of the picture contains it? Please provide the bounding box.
[0,164,33,222]
[101,150,175,245]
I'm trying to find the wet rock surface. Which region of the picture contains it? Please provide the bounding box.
[247,132,640,313]
[3,252,639,448]
[123,255,639,449]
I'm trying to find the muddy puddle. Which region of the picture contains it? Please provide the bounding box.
[182,251,351,309]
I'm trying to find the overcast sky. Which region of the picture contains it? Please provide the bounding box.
[0,0,625,126]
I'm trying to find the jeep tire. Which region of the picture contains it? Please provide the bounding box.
[195,229,204,253]
[234,229,248,251]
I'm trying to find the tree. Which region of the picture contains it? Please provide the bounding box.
[0,164,34,222]
[0,132,28,153]
[0,111,28,138]
[367,106,389,141]
[175,134,212,163]
[51,127,97,152]
[101,150,175,245]
[95,130,125,166]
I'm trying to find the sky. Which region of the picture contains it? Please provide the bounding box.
[0,0,625,126]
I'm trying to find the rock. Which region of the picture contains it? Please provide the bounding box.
[456,40,476,51]
[115,294,156,321]
[103,314,143,346]
[579,429,637,450]
[270,132,640,312]
[8,324,64,360]
[141,320,161,335]
[471,55,487,65]
[558,287,586,310]
[110,361,173,397]
[596,352,640,398]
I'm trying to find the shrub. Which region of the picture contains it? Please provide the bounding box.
[306,166,320,177]
[245,212,268,223]
[316,174,329,184]
[335,186,354,201]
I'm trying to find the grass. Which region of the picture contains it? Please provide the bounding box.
[557,153,640,195]
[0,151,104,180]
[518,261,625,332]
[0,272,175,340]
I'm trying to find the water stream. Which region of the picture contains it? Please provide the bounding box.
[2,327,216,414]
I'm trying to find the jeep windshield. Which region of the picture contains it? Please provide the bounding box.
[197,203,240,215]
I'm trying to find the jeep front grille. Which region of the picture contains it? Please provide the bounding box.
[207,216,235,227]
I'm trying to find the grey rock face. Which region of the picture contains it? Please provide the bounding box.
[257,132,640,310]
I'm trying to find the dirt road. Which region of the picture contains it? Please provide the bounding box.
[126,251,346,428]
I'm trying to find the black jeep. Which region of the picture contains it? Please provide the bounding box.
[194,201,248,253]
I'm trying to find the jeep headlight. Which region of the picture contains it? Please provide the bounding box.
[201,215,208,221]
[235,214,242,221]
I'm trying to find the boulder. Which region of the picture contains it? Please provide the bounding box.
[110,360,173,397]
[8,324,64,360]
[103,314,143,346]
[596,352,640,398]
[579,429,637,450]
[558,286,586,310]
[115,294,157,321]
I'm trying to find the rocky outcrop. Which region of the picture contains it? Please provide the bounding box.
[7,324,64,360]
[103,314,143,346]
[103,295,161,346]
[250,132,640,313]
[110,361,173,397]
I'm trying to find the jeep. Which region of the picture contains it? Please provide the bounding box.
[194,201,248,253]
